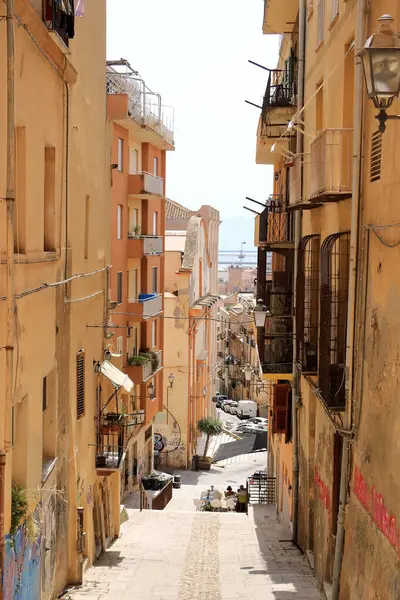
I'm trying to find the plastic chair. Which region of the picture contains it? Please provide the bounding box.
[193,499,203,511]
[226,497,236,511]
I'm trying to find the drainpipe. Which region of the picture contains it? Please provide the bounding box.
[331,0,366,597]
[0,452,6,600]
[292,0,306,545]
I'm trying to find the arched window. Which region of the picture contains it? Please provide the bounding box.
[296,235,320,372]
[319,232,350,409]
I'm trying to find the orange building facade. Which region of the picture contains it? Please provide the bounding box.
[106,61,174,496]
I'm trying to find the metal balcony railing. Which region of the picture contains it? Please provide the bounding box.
[262,315,293,374]
[44,0,75,47]
[106,68,174,146]
[259,196,294,246]
[309,129,353,201]
[261,69,296,136]
[96,427,125,470]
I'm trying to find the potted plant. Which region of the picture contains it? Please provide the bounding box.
[197,417,223,470]
[127,354,148,367]
[130,224,141,239]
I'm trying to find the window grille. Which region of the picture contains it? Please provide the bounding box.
[76,350,85,419]
[319,232,350,409]
[297,235,320,371]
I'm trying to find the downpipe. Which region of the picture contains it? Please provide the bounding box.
[292,0,306,545]
[331,0,366,596]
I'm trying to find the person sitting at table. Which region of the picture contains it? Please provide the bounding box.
[225,486,235,499]
[236,485,248,513]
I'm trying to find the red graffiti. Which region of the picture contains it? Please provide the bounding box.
[314,466,330,511]
[354,466,400,558]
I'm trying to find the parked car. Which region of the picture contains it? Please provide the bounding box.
[216,397,230,408]
[212,394,228,404]
[247,417,268,426]
[222,400,235,412]
[236,400,258,419]
[226,401,238,415]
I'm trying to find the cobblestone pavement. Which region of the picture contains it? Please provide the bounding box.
[66,455,323,600]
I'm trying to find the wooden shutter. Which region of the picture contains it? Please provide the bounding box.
[76,350,85,419]
[273,383,290,434]
[285,390,293,443]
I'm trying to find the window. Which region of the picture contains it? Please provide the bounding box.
[117,137,123,171]
[116,336,123,355]
[84,195,90,259]
[117,205,122,240]
[152,211,158,236]
[319,232,350,409]
[129,269,138,300]
[44,146,56,252]
[130,148,138,173]
[152,266,158,293]
[15,127,27,253]
[151,321,157,348]
[272,383,291,439]
[117,272,123,304]
[317,0,325,46]
[153,156,158,176]
[132,326,138,356]
[297,235,320,371]
[133,208,139,228]
[76,351,85,419]
[43,376,48,412]
[330,0,339,24]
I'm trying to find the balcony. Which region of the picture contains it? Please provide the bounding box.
[262,315,293,376]
[96,421,125,472]
[127,235,163,258]
[258,196,294,248]
[262,0,299,34]
[44,0,75,47]
[128,293,162,319]
[256,69,296,165]
[289,153,321,210]
[128,172,164,197]
[106,66,174,150]
[126,350,163,383]
[309,129,353,203]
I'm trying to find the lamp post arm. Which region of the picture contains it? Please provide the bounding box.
[376,109,400,133]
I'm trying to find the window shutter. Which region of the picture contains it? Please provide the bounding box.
[285,390,293,443]
[273,383,290,434]
[77,351,85,419]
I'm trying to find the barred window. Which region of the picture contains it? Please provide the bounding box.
[297,235,320,372]
[319,232,350,409]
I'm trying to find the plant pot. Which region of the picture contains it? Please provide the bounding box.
[197,460,211,471]
[141,477,152,490]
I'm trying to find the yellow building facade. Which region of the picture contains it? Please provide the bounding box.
[158,200,219,469]
[0,1,122,598]
[255,0,400,597]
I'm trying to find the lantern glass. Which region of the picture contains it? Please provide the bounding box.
[364,47,400,108]
[147,382,154,398]
[243,365,252,382]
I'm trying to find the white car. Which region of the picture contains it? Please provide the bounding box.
[247,417,268,427]
[226,401,238,415]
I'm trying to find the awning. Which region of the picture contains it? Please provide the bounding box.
[191,293,220,309]
[213,433,267,463]
[100,361,134,393]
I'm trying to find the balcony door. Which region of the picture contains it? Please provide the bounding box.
[129,269,138,300]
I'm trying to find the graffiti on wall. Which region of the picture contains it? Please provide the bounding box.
[314,466,330,512]
[4,509,41,600]
[354,466,400,558]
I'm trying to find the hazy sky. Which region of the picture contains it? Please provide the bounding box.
[107,0,279,246]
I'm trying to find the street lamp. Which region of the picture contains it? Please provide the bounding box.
[168,373,175,388]
[359,15,400,133]
[254,298,268,328]
[147,381,154,400]
[243,364,252,382]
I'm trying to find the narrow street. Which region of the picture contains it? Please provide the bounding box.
[66,451,322,600]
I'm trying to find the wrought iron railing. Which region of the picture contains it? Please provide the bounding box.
[96,427,125,470]
[106,69,174,146]
[262,315,293,374]
[44,0,75,46]
[259,196,294,245]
